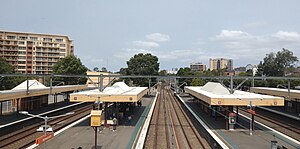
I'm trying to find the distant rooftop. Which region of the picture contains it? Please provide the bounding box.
[0,30,72,41]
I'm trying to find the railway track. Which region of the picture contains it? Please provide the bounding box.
[145,85,211,149]
[166,89,210,148]
[0,104,92,149]
[239,107,300,141]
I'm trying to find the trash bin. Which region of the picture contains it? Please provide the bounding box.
[271,140,277,149]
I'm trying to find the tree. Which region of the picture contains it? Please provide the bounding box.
[0,57,14,74]
[191,78,205,86]
[125,53,159,86]
[101,67,107,72]
[259,48,298,76]
[93,67,100,72]
[159,70,168,76]
[52,55,88,85]
[0,58,27,90]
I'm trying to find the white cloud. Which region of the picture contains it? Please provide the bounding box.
[132,40,160,48]
[215,30,252,41]
[211,30,300,66]
[146,33,170,42]
[273,31,300,41]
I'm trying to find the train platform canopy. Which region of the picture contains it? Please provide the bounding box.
[250,87,300,100]
[0,80,87,102]
[70,82,148,103]
[184,82,284,106]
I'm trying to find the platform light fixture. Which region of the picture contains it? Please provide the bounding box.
[19,111,74,149]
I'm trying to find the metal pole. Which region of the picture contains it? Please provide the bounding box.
[98,76,100,90]
[44,116,47,149]
[50,77,53,96]
[230,75,233,94]
[100,74,103,92]
[249,101,252,136]
[236,106,239,122]
[252,76,254,87]
[0,101,2,116]
[26,78,29,94]
[95,127,97,149]
[17,98,19,114]
[288,79,291,99]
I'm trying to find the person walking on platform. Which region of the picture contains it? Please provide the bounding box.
[128,115,132,126]
[113,117,117,132]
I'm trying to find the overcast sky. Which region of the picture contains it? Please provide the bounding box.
[1,0,300,71]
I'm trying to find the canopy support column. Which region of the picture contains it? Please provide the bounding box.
[104,102,108,128]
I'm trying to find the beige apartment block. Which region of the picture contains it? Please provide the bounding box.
[86,71,119,88]
[190,62,206,71]
[209,58,233,71]
[0,30,74,74]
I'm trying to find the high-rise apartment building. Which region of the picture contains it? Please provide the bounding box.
[190,63,206,71]
[209,58,233,71]
[0,30,74,74]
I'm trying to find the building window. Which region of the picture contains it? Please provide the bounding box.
[30,37,38,41]
[59,53,65,56]
[60,49,65,52]
[18,56,26,59]
[56,38,63,42]
[18,41,25,45]
[18,47,26,50]
[43,38,52,42]
[18,36,27,40]
[18,61,26,64]
[18,51,26,55]
[59,44,66,47]
[6,35,16,40]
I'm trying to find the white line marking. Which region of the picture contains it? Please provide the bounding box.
[135,92,159,149]
[26,114,91,149]
[176,94,229,149]
[258,106,300,121]
[0,102,85,129]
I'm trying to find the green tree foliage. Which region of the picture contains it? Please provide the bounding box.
[93,67,100,72]
[258,48,298,76]
[0,57,14,74]
[123,53,159,86]
[101,67,107,72]
[52,55,88,85]
[159,70,168,76]
[191,78,205,86]
[0,58,27,90]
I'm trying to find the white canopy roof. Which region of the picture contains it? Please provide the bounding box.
[12,80,46,90]
[70,82,148,102]
[185,82,284,106]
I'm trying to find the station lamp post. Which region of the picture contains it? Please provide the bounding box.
[247,101,256,136]
[19,111,74,149]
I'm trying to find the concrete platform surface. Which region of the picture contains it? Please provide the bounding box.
[37,96,154,149]
[180,94,299,149]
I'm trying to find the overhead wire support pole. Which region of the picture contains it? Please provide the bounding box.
[26,74,29,95]
[100,74,104,92]
[230,75,234,94]
[50,76,53,96]
[287,78,291,100]
[234,78,249,91]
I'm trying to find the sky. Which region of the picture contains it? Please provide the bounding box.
[1,0,300,72]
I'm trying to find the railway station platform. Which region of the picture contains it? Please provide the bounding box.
[35,95,155,149]
[258,106,300,121]
[179,94,300,149]
[0,101,81,126]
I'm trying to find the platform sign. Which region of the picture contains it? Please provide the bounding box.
[91,110,102,127]
[35,132,54,144]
